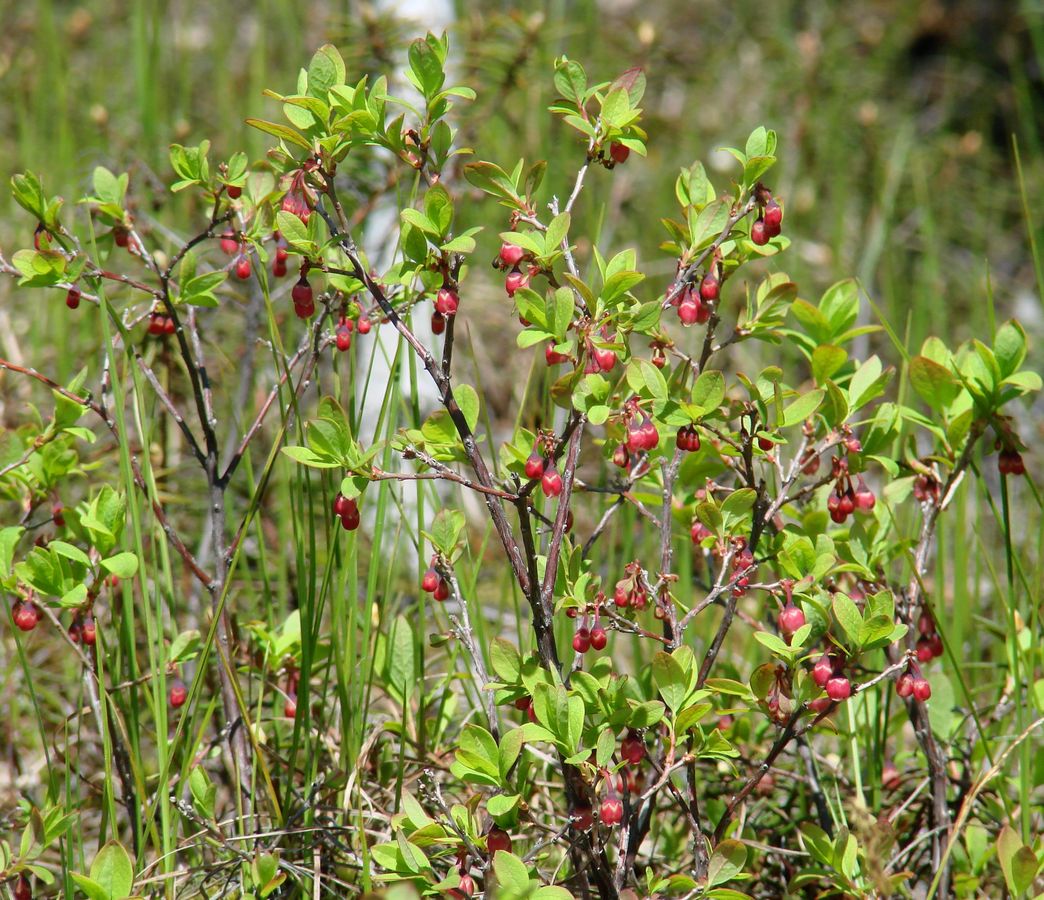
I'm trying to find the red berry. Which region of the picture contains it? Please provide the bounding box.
[621,729,645,764]
[613,581,630,608]
[912,678,932,701]
[66,287,81,309]
[335,325,352,352]
[220,231,238,255]
[436,287,459,316]
[163,316,176,335]
[13,874,31,900]
[812,653,834,688]
[826,677,852,701]
[764,199,783,233]
[486,827,512,855]
[235,256,252,280]
[340,501,360,531]
[421,568,439,593]
[758,436,774,451]
[455,873,476,897]
[284,694,297,718]
[699,274,720,302]
[169,678,188,709]
[896,673,915,698]
[113,226,130,248]
[525,451,546,480]
[226,184,242,199]
[612,444,630,469]
[541,466,563,498]
[431,311,446,334]
[505,268,529,296]
[513,695,531,711]
[434,579,450,602]
[592,346,617,372]
[357,316,371,334]
[677,424,701,452]
[928,633,943,658]
[292,276,313,307]
[690,521,711,545]
[572,805,594,830]
[52,502,65,527]
[590,626,608,651]
[499,242,525,267]
[751,218,769,246]
[809,696,833,714]
[600,796,624,824]
[916,637,934,663]
[639,417,659,450]
[572,628,591,653]
[81,615,96,645]
[854,478,876,511]
[273,260,287,278]
[678,296,701,326]
[802,453,821,475]
[545,344,568,365]
[13,601,40,632]
[609,142,630,164]
[333,493,352,517]
[778,603,805,636]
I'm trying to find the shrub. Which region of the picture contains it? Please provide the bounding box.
[0,35,1039,900]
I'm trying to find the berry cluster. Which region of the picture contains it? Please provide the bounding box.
[811,650,851,704]
[676,424,701,452]
[147,309,177,336]
[524,435,563,498]
[750,184,784,246]
[69,611,97,645]
[613,562,649,610]
[826,452,876,524]
[915,609,944,662]
[896,665,932,701]
[572,607,608,654]
[421,557,451,601]
[332,492,360,530]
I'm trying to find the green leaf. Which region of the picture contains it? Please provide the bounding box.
[453,384,480,431]
[832,592,863,647]
[275,210,310,249]
[307,44,345,97]
[993,320,1027,378]
[782,389,824,427]
[553,59,587,106]
[493,851,531,897]
[811,345,847,384]
[998,824,1037,898]
[707,839,748,887]
[400,207,439,236]
[89,840,134,900]
[100,552,139,579]
[652,651,689,714]
[245,118,313,151]
[490,638,521,683]
[386,615,417,701]
[487,793,521,819]
[909,356,959,410]
[625,358,668,404]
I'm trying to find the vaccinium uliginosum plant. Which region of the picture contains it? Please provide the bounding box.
[0,36,1039,900]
